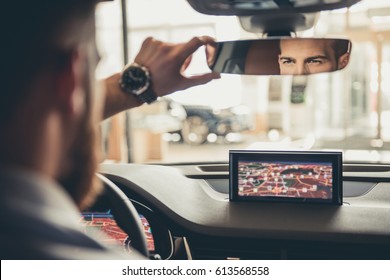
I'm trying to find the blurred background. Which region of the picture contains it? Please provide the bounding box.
[95,0,390,164]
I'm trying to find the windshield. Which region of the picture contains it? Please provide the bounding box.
[96,0,390,164]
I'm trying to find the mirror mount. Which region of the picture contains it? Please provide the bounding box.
[266,30,294,37]
[239,13,317,36]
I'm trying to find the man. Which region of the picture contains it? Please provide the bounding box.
[278,38,350,75]
[0,0,219,259]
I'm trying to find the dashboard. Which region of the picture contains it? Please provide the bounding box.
[99,162,390,260]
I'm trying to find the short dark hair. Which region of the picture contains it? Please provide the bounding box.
[333,39,351,59]
[0,0,97,125]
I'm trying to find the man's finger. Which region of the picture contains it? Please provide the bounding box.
[180,72,221,90]
[178,36,216,62]
[181,55,193,72]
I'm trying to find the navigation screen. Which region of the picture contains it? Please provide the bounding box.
[79,211,155,253]
[230,151,342,205]
[238,161,332,199]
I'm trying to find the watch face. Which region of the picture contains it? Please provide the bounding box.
[121,65,150,95]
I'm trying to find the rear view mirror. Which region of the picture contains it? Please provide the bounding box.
[207,38,352,76]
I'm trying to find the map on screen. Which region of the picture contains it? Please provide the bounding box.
[238,161,333,199]
[230,151,342,204]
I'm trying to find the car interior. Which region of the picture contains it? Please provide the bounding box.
[83,0,390,260]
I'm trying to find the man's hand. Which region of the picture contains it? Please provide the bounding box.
[103,36,220,119]
[134,36,221,98]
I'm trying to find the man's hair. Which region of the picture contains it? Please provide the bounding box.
[333,39,351,59]
[0,0,97,125]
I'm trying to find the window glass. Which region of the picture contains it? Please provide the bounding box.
[96,0,390,164]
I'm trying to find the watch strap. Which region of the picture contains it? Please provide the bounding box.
[137,89,158,104]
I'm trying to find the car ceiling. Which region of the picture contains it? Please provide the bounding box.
[186,0,361,15]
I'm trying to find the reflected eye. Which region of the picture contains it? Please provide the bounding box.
[280,58,295,65]
[308,59,322,64]
[306,57,326,65]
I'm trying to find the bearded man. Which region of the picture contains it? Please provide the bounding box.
[0,0,219,259]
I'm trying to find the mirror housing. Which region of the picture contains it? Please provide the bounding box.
[207,38,352,76]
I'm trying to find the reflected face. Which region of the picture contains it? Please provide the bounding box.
[279,39,338,75]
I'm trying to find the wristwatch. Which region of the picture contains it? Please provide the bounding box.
[119,62,157,104]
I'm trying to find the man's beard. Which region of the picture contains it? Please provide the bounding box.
[58,101,102,211]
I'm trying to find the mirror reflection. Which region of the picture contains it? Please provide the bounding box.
[207,38,352,76]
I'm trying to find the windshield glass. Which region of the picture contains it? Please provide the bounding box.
[96,0,390,164]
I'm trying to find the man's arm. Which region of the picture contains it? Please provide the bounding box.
[103,73,142,119]
[102,36,220,119]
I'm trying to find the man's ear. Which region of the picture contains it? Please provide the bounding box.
[54,49,84,118]
[338,52,350,70]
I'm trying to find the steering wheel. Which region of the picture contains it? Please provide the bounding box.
[96,174,149,258]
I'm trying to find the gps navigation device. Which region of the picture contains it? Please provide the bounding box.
[229,150,342,205]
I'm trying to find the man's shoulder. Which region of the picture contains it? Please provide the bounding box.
[0,168,146,260]
[0,190,145,260]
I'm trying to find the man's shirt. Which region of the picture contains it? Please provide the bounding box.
[0,167,143,259]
